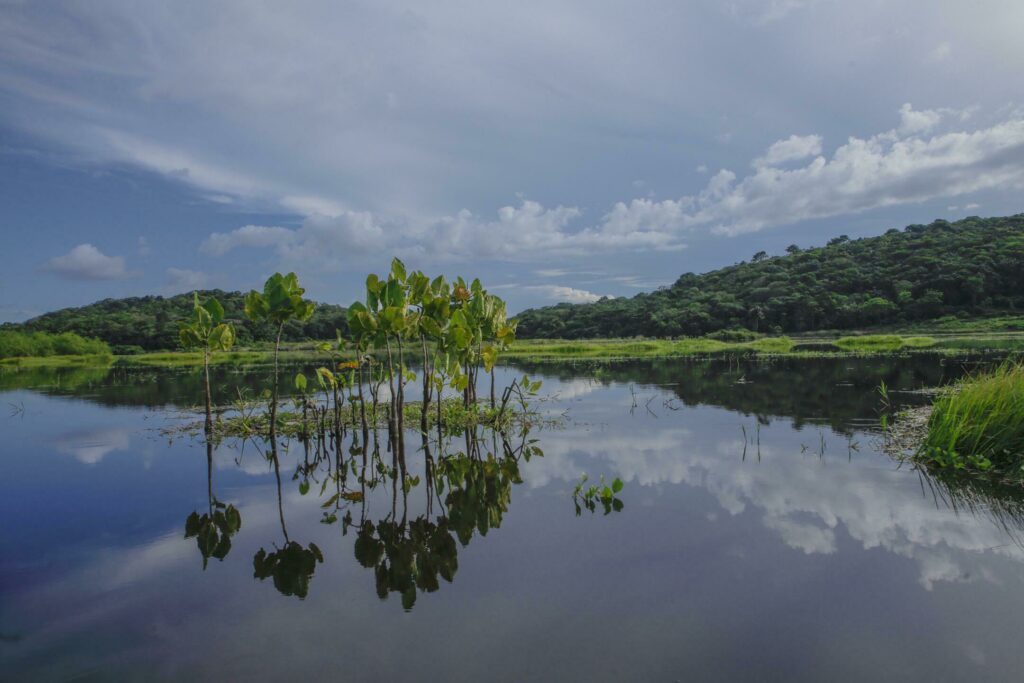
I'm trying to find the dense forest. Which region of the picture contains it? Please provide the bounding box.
[5,290,348,352]
[515,215,1024,338]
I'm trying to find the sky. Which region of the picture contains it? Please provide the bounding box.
[2,0,1024,322]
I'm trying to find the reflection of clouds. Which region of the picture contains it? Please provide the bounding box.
[550,379,602,401]
[533,422,1024,590]
[53,428,132,464]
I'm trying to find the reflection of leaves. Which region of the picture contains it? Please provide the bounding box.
[358,517,460,611]
[572,475,625,517]
[253,541,324,599]
[441,454,518,545]
[184,504,242,569]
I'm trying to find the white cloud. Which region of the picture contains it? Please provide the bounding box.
[54,427,132,465]
[523,285,611,304]
[137,236,151,256]
[752,134,823,167]
[602,106,1024,237]
[165,267,210,292]
[44,244,132,280]
[965,202,981,209]
[200,225,298,256]
[898,103,944,135]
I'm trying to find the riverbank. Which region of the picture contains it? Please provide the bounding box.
[2,329,1022,369]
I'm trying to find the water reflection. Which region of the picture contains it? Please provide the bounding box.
[9,360,1024,680]
[183,440,243,569]
[198,422,545,607]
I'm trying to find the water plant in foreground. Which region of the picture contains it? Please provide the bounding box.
[178,293,236,432]
[917,362,1024,477]
[244,273,316,440]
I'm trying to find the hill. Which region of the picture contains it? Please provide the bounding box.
[5,290,348,352]
[514,215,1024,338]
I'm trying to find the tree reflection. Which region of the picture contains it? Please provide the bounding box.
[184,439,242,569]
[252,438,324,599]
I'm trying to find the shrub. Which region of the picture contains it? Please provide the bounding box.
[705,328,762,342]
[0,330,111,359]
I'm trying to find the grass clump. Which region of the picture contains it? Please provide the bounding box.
[919,362,1024,475]
[834,334,935,352]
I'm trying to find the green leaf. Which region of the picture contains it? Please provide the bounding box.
[299,480,310,495]
[201,297,225,324]
[390,257,407,282]
[612,477,624,493]
[295,373,308,392]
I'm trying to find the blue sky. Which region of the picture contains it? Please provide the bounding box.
[2,0,1024,321]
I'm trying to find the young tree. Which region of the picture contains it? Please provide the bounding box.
[244,273,315,440]
[179,293,236,433]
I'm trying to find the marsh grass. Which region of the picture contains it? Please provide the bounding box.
[919,362,1024,474]
[504,336,795,358]
[835,334,936,351]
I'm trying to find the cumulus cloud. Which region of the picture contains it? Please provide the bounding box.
[200,225,298,256]
[44,244,133,280]
[603,106,1024,237]
[525,285,611,304]
[188,104,1024,262]
[752,134,823,167]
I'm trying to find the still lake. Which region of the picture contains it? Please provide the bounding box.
[3,355,1024,681]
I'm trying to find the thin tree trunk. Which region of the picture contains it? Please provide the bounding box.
[270,323,283,441]
[203,348,213,434]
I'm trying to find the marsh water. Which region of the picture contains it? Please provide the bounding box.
[4,354,1024,681]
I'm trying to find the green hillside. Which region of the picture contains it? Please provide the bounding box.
[515,215,1024,338]
[5,290,348,352]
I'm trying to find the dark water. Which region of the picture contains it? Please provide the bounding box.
[3,355,1024,681]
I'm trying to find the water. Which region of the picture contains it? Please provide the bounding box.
[3,355,1024,681]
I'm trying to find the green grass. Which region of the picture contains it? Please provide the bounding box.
[834,334,936,351]
[919,362,1024,474]
[503,336,795,358]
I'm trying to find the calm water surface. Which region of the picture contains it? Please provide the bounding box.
[3,355,1024,681]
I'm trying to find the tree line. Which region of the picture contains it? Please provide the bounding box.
[515,215,1024,338]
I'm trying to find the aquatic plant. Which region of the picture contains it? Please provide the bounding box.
[179,293,236,432]
[346,258,520,445]
[244,273,315,439]
[918,362,1024,474]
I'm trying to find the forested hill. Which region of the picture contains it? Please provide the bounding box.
[6,290,348,352]
[515,215,1024,339]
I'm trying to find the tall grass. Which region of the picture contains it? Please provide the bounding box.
[921,362,1024,472]
[0,330,111,359]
